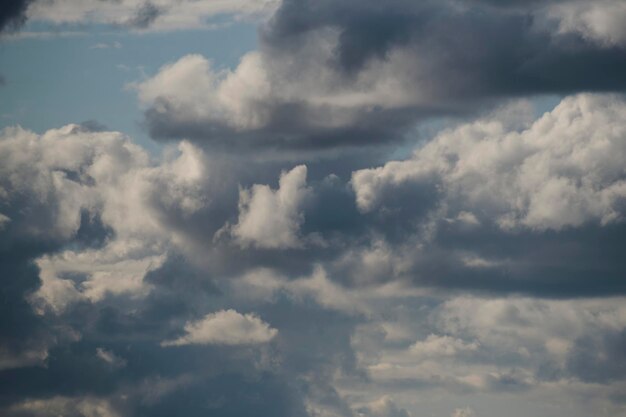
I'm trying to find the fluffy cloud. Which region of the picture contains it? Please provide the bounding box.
[353,94,626,231]
[0,124,209,314]
[452,408,476,417]
[162,309,278,346]
[231,165,310,249]
[6,396,121,417]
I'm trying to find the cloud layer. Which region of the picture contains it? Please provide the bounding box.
[133,0,626,149]
[3,1,626,416]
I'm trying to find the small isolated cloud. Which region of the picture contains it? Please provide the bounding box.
[162,309,277,346]
[126,1,161,29]
[452,407,476,417]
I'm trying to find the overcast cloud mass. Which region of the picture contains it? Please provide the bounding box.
[1,0,626,416]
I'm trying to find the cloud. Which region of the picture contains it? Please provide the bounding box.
[409,335,479,358]
[352,94,626,231]
[95,348,126,368]
[89,41,122,49]
[0,0,32,32]
[452,407,476,417]
[357,396,410,417]
[5,19,626,410]
[231,165,311,249]
[0,124,212,314]
[433,295,626,381]
[25,0,278,31]
[162,309,278,346]
[547,0,626,47]
[6,396,121,417]
[134,0,626,149]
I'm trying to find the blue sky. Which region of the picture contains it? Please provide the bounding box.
[1,20,257,150]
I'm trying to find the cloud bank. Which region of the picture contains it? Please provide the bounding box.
[3,1,626,417]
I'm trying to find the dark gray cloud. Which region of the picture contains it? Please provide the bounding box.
[4,3,626,415]
[137,0,626,149]
[0,0,32,32]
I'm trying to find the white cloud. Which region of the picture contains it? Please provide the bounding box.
[547,0,626,47]
[352,94,626,231]
[162,309,277,346]
[434,296,626,365]
[0,213,10,230]
[232,165,310,249]
[0,345,48,371]
[8,396,120,417]
[0,125,209,314]
[31,246,166,314]
[409,334,479,358]
[233,266,429,317]
[133,43,433,138]
[89,41,122,49]
[27,0,279,32]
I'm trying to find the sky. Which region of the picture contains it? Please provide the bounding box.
[1,1,626,417]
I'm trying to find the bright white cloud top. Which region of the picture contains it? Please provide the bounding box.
[162,309,278,346]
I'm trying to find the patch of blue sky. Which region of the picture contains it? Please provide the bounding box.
[0,18,257,152]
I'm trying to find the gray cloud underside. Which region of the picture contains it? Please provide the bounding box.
[137,0,626,148]
[2,92,626,416]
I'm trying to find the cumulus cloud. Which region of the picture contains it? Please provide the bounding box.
[95,348,126,368]
[353,94,626,231]
[134,0,626,148]
[547,0,626,47]
[409,335,479,358]
[231,165,310,249]
[162,309,278,346]
[0,0,32,32]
